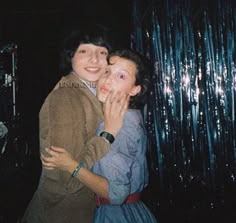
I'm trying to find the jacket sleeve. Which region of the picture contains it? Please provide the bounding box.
[79,135,110,169]
[40,89,110,194]
[40,89,76,194]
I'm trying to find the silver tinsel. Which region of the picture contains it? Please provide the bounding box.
[132,0,236,210]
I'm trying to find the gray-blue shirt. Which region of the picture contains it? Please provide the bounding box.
[92,109,149,204]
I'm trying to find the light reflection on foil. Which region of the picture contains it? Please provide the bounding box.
[132,0,236,211]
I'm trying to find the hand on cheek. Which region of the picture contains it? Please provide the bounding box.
[103,91,129,137]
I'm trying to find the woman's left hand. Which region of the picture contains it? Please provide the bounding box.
[41,146,78,173]
[103,91,129,137]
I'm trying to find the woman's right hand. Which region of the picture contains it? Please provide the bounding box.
[41,146,78,174]
[103,91,129,137]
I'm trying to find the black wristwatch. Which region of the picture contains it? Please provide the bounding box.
[99,131,115,144]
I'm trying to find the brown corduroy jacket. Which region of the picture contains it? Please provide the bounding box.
[22,73,110,223]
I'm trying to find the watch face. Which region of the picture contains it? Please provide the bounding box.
[100,131,115,144]
[103,132,109,137]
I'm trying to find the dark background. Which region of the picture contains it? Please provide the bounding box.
[1,1,235,223]
[1,0,132,135]
[0,1,133,222]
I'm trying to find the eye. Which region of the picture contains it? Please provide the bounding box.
[119,74,125,79]
[100,51,108,56]
[78,50,86,54]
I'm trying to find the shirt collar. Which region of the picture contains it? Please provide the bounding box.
[71,71,97,96]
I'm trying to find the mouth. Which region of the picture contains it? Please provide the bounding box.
[99,86,110,94]
[85,67,101,73]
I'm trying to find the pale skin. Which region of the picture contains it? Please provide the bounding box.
[71,43,128,136]
[72,43,109,83]
[41,56,141,199]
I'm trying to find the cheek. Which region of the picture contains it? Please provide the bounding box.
[72,59,85,71]
[97,77,106,87]
[98,55,108,65]
[120,83,135,95]
[71,56,80,67]
[100,62,108,70]
[71,57,75,67]
[109,82,126,93]
[99,55,108,64]
[72,54,87,64]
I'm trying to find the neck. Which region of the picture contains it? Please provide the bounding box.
[71,70,97,88]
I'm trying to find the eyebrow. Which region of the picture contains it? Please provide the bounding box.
[114,67,131,77]
[108,60,133,77]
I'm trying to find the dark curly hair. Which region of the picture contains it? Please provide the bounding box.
[60,24,112,74]
[107,49,151,109]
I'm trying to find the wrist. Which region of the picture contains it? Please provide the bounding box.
[68,162,78,174]
[104,128,118,137]
[100,131,115,144]
[71,161,85,178]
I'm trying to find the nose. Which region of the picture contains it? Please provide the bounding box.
[89,52,99,63]
[104,71,113,84]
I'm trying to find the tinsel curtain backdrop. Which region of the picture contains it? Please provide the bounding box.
[131,0,236,221]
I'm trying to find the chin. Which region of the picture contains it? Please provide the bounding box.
[87,78,99,83]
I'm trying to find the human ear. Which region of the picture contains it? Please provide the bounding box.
[129,85,141,96]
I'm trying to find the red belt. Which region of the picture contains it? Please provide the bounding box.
[96,193,141,207]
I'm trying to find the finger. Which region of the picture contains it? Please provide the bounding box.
[111,90,121,103]
[44,147,57,157]
[44,167,55,170]
[41,158,53,167]
[45,148,61,158]
[50,146,65,153]
[111,93,128,113]
[42,147,51,156]
[103,90,111,107]
[116,94,129,113]
[45,147,50,153]
[120,95,130,116]
[108,91,121,112]
[41,153,47,161]
[118,93,128,107]
[41,156,56,168]
[42,162,55,170]
[41,154,53,163]
[107,90,113,102]
[103,90,113,113]
[44,148,55,157]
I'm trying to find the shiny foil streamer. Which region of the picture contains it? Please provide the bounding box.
[132,0,236,213]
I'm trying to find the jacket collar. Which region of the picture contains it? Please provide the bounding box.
[64,73,104,118]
